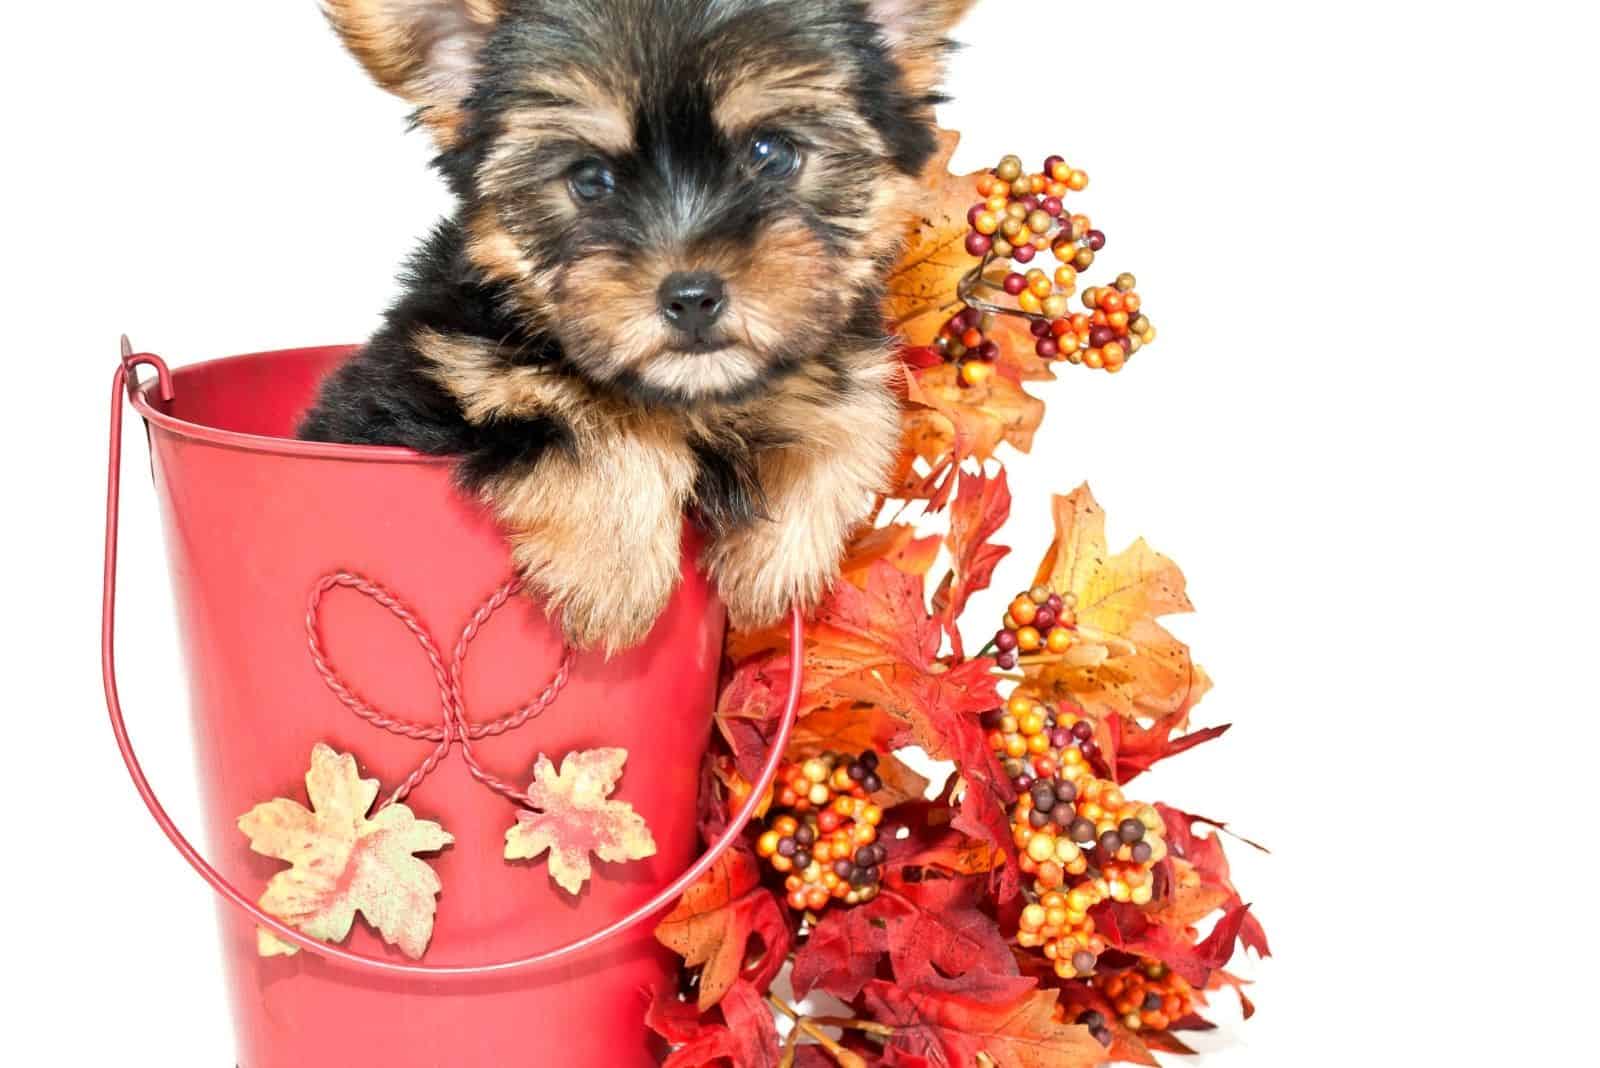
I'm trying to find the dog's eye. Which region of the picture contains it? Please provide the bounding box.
[568,159,616,203]
[748,133,803,180]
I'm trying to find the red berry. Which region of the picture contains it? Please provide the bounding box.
[1004,273,1028,296]
[966,232,993,256]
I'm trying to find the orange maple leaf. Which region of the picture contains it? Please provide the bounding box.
[653,848,790,1011]
[886,130,980,347]
[237,743,453,960]
[505,748,656,895]
[864,976,1109,1068]
[1025,484,1211,727]
[884,129,1048,509]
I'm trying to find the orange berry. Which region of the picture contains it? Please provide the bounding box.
[1016,626,1042,652]
[1010,598,1038,625]
[1066,170,1089,191]
[1047,627,1074,653]
[974,211,1000,235]
[1018,290,1043,315]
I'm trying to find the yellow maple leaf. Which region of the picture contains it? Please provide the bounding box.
[504,748,656,895]
[238,743,453,960]
[1027,484,1211,724]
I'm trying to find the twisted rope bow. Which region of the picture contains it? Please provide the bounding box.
[305,571,575,807]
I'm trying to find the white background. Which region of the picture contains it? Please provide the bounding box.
[5,1,1596,1064]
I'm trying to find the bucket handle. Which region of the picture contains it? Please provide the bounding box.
[103,343,803,981]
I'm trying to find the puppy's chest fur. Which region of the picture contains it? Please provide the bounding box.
[299,219,902,650]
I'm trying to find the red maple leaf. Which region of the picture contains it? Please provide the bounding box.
[1090,899,1260,988]
[863,974,1109,1068]
[792,873,1018,1001]
[1109,709,1231,784]
[1151,806,1272,959]
[654,847,791,1011]
[933,468,1013,658]
[648,980,781,1068]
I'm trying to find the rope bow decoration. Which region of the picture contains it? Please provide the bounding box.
[237,573,657,960]
[304,571,576,808]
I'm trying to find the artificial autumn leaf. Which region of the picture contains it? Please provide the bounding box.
[811,562,1001,759]
[793,874,1018,1002]
[935,467,1013,658]
[886,129,980,346]
[649,981,782,1068]
[787,701,931,808]
[1027,485,1211,726]
[841,522,942,583]
[655,847,791,1011]
[504,748,656,895]
[237,743,452,960]
[1153,806,1272,959]
[864,975,1109,1068]
[1110,708,1231,784]
[904,363,1045,509]
[1090,899,1259,989]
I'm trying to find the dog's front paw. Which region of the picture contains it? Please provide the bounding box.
[512,537,681,658]
[705,520,839,633]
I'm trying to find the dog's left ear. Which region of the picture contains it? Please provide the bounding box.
[321,0,504,144]
[865,0,978,95]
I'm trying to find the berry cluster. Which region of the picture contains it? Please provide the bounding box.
[991,585,1078,670]
[757,752,887,912]
[1095,961,1196,1033]
[965,153,1092,265]
[983,693,1166,980]
[1053,1004,1115,1049]
[958,153,1156,375]
[933,306,1003,388]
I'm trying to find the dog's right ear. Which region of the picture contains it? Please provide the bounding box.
[321,1,504,144]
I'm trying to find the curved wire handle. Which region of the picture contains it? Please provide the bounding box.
[103,345,804,981]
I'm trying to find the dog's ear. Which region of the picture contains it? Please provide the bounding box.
[322,1,504,143]
[865,0,978,94]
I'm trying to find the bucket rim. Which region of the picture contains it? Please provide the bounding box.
[130,344,452,466]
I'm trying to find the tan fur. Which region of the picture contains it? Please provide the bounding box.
[323,0,969,650]
[321,0,503,144]
[416,326,902,646]
[869,0,979,99]
[417,330,698,654]
[491,421,697,656]
[704,350,904,628]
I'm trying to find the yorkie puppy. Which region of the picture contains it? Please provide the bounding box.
[300,0,975,653]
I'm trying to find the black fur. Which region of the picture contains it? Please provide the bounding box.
[300,0,948,511]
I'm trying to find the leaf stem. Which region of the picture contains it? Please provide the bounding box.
[767,996,885,1068]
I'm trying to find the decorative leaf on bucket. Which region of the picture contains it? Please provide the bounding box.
[237,743,453,960]
[504,747,657,895]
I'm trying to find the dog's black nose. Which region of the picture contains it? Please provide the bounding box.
[658,272,727,335]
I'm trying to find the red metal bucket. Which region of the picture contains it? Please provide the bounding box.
[102,341,800,1067]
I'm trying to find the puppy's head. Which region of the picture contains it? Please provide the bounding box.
[324,0,975,405]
